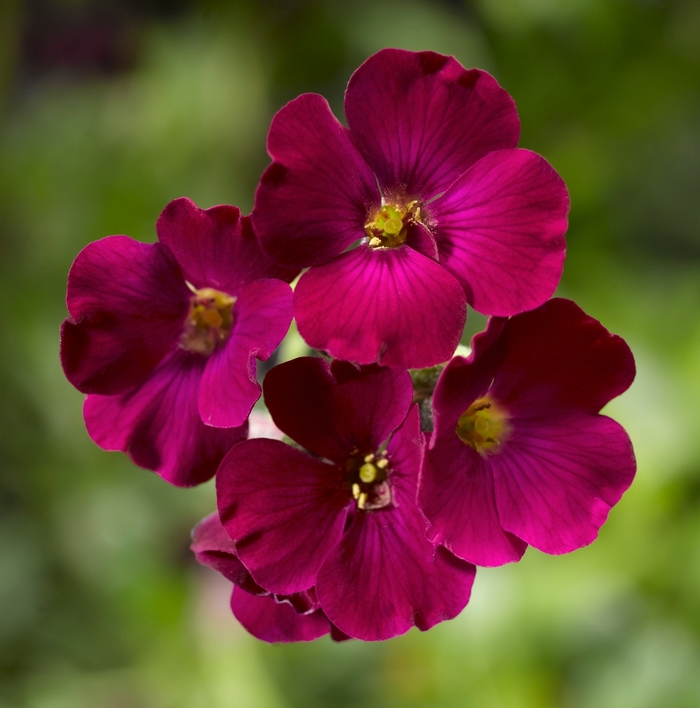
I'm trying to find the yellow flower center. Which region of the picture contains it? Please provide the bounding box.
[346,451,392,510]
[179,285,236,356]
[364,200,422,249]
[456,396,510,456]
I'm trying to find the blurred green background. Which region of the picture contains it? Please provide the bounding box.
[2,0,700,706]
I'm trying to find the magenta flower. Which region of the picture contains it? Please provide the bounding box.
[60,197,297,486]
[419,298,636,566]
[252,48,569,369]
[191,513,336,643]
[216,357,476,641]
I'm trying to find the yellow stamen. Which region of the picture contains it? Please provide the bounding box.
[359,462,377,483]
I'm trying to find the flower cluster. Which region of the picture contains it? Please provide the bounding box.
[60,49,636,642]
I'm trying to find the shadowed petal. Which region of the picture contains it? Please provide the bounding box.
[317,408,476,640]
[199,279,294,427]
[420,433,527,566]
[263,357,413,463]
[230,588,330,643]
[157,198,298,291]
[216,439,350,595]
[491,413,636,555]
[61,236,189,395]
[191,513,265,595]
[295,245,466,369]
[253,93,378,268]
[345,49,519,198]
[433,149,568,316]
[84,350,246,487]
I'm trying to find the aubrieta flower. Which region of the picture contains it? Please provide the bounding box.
[216,357,476,641]
[252,48,570,369]
[191,513,342,643]
[60,197,297,486]
[419,298,636,566]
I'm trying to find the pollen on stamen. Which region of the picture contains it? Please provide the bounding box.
[359,462,377,483]
[347,451,393,511]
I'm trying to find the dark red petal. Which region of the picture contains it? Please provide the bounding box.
[157,198,298,290]
[252,93,378,268]
[488,298,636,416]
[216,439,350,595]
[263,357,413,463]
[345,49,520,198]
[84,350,246,487]
[61,236,189,395]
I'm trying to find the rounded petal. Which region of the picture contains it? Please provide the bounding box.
[420,433,527,566]
[61,236,189,395]
[157,198,298,291]
[191,513,265,594]
[432,149,569,316]
[216,439,350,595]
[491,413,636,555]
[345,49,520,198]
[316,407,476,641]
[84,350,247,487]
[198,279,294,428]
[488,298,636,416]
[294,244,466,369]
[253,93,378,268]
[230,588,330,643]
[263,357,413,463]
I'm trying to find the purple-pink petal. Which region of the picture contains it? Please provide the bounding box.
[198,279,293,428]
[432,149,569,316]
[262,357,413,464]
[316,408,476,641]
[61,236,189,395]
[420,433,527,566]
[345,49,520,198]
[156,198,298,291]
[84,350,246,487]
[216,439,350,595]
[253,93,378,268]
[230,588,330,643]
[491,413,636,555]
[294,244,466,369]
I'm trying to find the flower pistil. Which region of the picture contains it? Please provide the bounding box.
[180,284,236,356]
[456,396,510,455]
[364,200,422,249]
